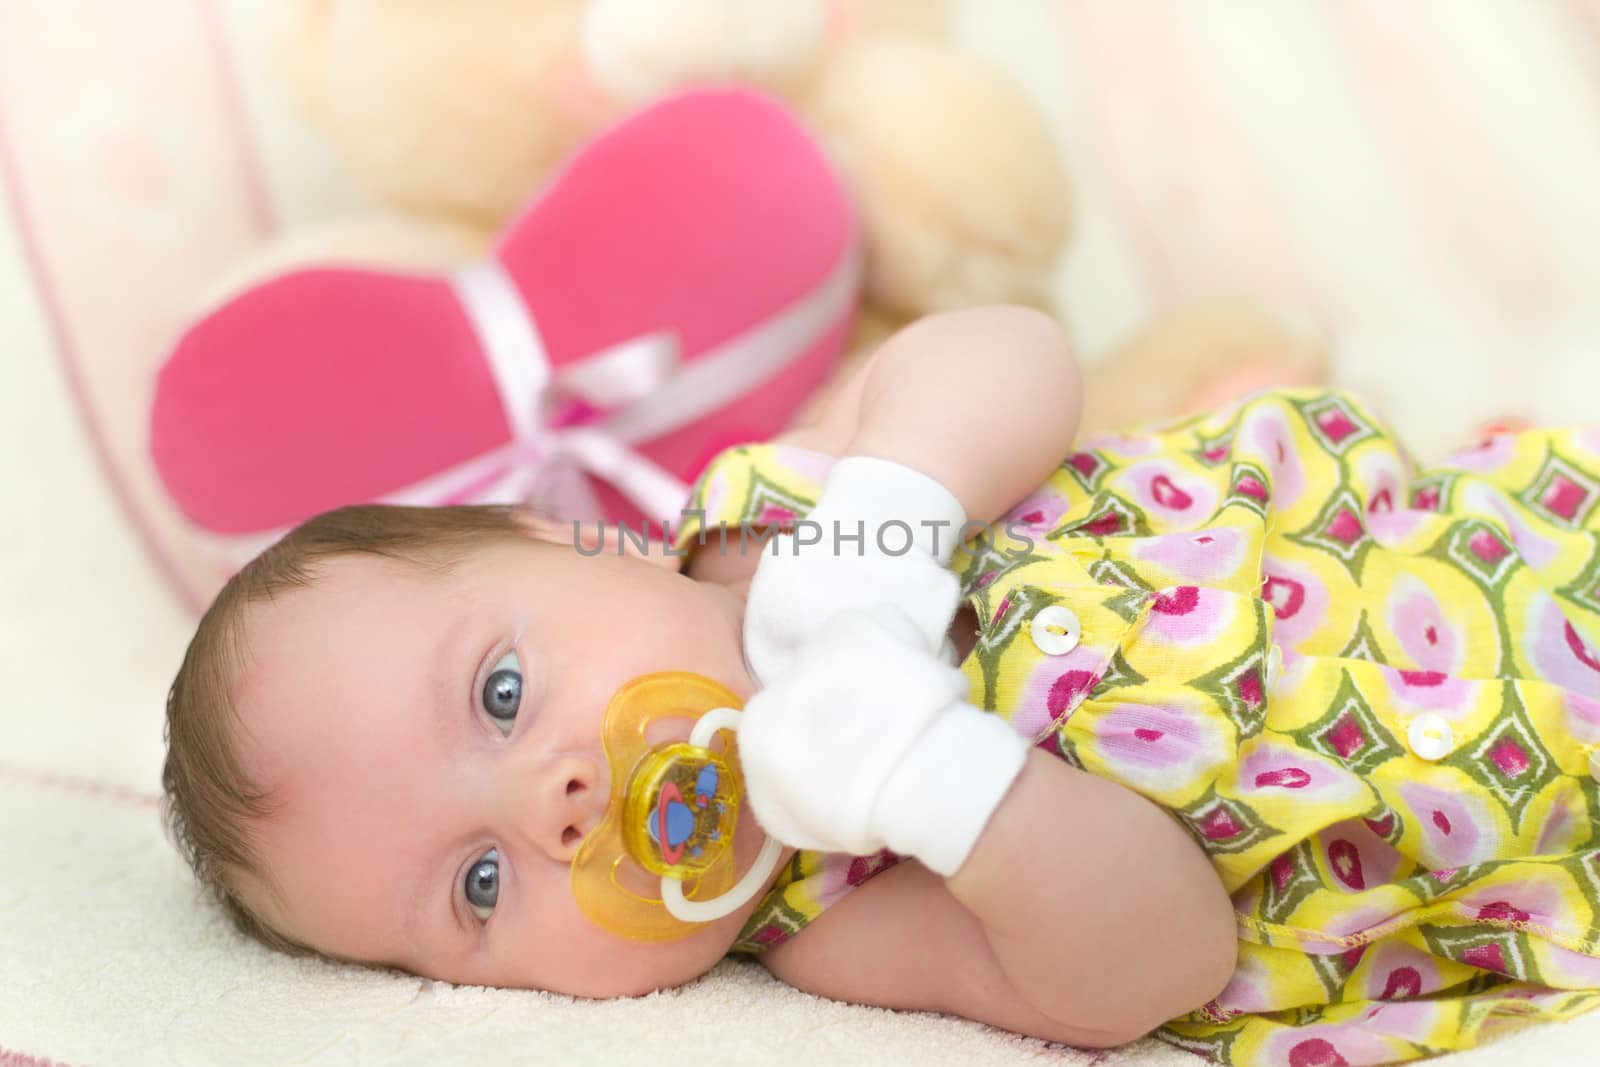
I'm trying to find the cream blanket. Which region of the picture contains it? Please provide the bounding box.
[5,1,1600,1063]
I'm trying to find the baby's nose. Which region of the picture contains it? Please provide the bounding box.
[529,754,607,863]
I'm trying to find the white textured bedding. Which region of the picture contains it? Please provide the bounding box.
[5,2,1600,1063]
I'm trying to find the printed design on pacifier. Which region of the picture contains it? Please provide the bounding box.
[572,672,782,942]
[624,729,737,877]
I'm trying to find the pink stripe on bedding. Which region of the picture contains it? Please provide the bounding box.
[0,762,160,808]
[1053,1,1173,302]
[1056,1,1324,320]
[198,0,279,237]
[1332,0,1559,314]
[0,0,276,613]
[1567,0,1600,85]
[1577,0,1600,43]
[0,1047,78,1067]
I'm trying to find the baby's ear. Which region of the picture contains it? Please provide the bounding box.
[510,510,579,547]
[510,510,685,573]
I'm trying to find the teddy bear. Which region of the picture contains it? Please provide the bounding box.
[145,0,1088,591]
[1077,303,1330,440]
[257,1,1336,433]
[150,0,1079,571]
[249,0,1072,365]
[170,0,1323,553]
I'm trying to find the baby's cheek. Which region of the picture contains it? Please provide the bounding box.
[640,588,743,675]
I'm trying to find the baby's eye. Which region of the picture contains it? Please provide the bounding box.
[465,848,499,921]
[481,651,521,732]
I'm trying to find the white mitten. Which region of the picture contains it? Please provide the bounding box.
[743,455,966,685]
[738,604,1027,877]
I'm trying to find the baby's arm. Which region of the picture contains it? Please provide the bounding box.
[762,750,1238,1046]
[780,304,1082,525]
[690,306,1076,592]
[734,309,1234,1038]
[725,307,1082,681]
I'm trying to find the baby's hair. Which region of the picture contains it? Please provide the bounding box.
[161,503,537,956]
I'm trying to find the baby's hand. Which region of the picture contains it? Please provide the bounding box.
[743,456,965,685]
[738,604,1026,876]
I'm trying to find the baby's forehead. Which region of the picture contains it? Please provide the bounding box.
[239,555,421,659]
[229,541,538,743]
[245,552,442,625]
[232,556,425,705]
[230,558,440,790]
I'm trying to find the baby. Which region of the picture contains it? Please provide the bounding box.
[163,307,1600,1066]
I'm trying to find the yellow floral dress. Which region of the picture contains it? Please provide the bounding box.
[673,389,1600,1066]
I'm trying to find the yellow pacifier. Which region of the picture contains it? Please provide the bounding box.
[571,671,783,942]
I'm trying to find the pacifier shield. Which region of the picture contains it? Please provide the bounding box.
[570,672,748,941]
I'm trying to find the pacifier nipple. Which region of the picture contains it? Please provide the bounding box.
[570,673,783,942]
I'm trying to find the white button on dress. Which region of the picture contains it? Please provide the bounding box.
[1030,605,1082,656]
[1407,713,1454,761]
[1265,644,1284,690]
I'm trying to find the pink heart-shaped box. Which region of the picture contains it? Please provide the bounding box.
[152,88,858,552]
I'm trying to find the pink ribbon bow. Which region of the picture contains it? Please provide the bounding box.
[151,89,860,563]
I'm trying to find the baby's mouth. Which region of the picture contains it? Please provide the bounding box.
[570,672,779,940]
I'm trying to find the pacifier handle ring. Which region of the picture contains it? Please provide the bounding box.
[687,706,743,749]
[657,704,782,924]
[661,835,784,923]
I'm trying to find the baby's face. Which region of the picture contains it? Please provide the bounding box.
[231,534,764,996]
